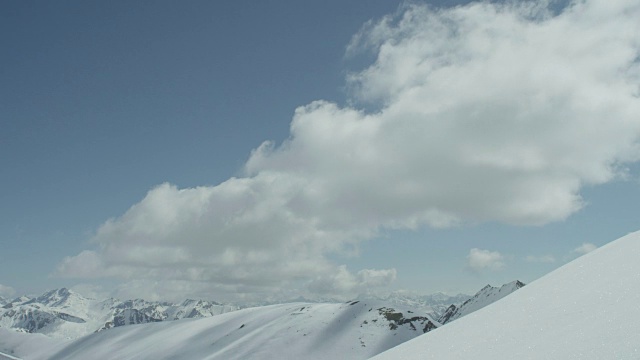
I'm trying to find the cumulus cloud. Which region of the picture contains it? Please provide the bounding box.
[467,248,505,272]
[0,283,16,298]
[308,266,397,296]
[525,255,557,263]
[56,0,640,300]
[573,243,598,255]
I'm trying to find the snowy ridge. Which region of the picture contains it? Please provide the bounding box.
[357,292,470,319]
[0,281,524,360]
[372,230,640,359]
[42,300,440,360]
[437,280,524,324]
[0,288,474,340]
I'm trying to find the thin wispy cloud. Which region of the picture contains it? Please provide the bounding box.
[525,255,557,263]
[573,243,598,255]
[467,248,505,272]
[56,0,640,300]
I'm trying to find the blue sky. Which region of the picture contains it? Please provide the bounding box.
[1,0,639,302]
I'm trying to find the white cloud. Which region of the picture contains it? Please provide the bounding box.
[0,283,16,298]
[56,0,640,300]
[308,266,397,296]
[525,255,557,263]
[573,243,598,255]
[467,248,505,272]
[70,284,109,300]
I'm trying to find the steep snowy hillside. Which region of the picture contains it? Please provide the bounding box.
[41,300,440,360]
[0,289,237,339]
[438,280,524,324]
[373,230,640,360]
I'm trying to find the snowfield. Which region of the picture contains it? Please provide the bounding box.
[0,328,68,360]
[42,301,439,360]
[372,230,640,360]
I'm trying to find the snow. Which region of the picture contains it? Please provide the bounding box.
[0,290,237,340]
[438,280,524,324]
[0,351,22,360]
[372,230,640,360]
[0,328,68,360]
[35,301,439,360]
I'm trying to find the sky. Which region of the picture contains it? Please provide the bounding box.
[1,0,639,303]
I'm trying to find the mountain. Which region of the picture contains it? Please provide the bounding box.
[23,288,82,309]
[0,281,523,360]
[437,280,524,324]
[40,300,441,360]
[0,289,238,339]
[372,230,640,359]
[358,292,470,320]
[0,287,475,341]
[95,298,236,332]
[1,297,31,310]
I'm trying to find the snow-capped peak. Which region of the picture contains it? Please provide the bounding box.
[24,288,84,309]
[438,280,525,324]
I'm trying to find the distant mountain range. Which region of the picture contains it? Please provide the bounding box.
[0,288,237,339]
[0,281,523,359]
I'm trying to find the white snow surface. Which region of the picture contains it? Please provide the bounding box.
[36,300,439,360]
[0,328,68,360]
[373,230,640,360]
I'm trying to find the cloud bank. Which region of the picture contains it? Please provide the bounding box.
[57,0,640,300]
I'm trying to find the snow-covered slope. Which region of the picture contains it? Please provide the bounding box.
[0,286,475,341]
[42,300,440,360]
[0,328,68,360]
[0,281,525,359]
[373,230,640,360]
[437,280,524,324]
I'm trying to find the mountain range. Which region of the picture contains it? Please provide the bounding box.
[0,288,237,339]
[0,282,520,359]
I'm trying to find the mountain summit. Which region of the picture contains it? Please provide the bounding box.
[438,280,524,324]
